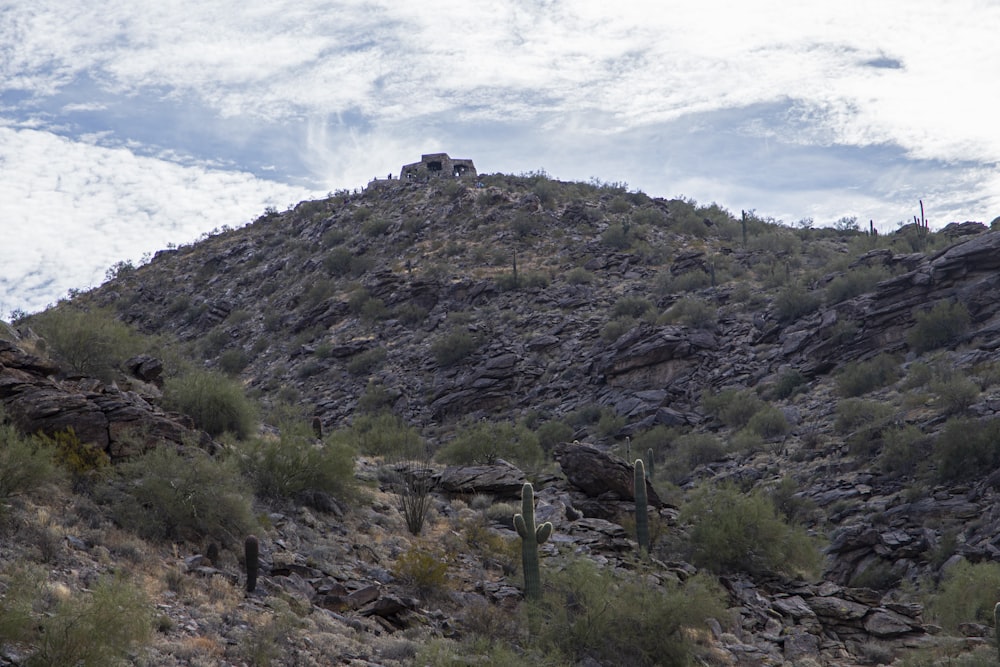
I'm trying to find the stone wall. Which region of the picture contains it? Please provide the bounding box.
[399,153,477,181]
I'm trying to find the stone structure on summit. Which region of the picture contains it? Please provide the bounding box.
[399,153,477,181]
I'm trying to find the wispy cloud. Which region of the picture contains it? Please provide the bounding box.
[1,0,998,313]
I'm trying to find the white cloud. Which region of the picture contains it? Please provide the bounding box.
[0,126,319,314]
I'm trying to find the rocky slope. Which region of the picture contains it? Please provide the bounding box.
[4,172,1000,665]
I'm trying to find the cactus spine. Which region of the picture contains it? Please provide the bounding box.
[245,535,259,593]
[514,482,553,600]
[634,459,650,553]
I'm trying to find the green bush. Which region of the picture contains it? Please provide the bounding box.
[102,445,256,543]
[834,398,894,434]
[836,353,901,397]
[28,306,145,383]
[682,483,822,577]
[908,301,971,354]
[0,568,151,666]
[824,265,891,304]
[930,375,980,415]
[535,420,574,454]
[436,421,543,468]
[600,316,636,342]
[601,223,631,249]
[773,285,821,322]
[348,412,425,460]
[660,297,716,328]
[746,405,789,439]
[163,369,257,439]
[928,560,1000,633]
[701,388,763,429]
[878,425,928,477]
[771,369,807,399]
[612,296,653,319]
[664,433,727,481]
[240,420,357,502]
[565,267,595,285]
[393,546,450,597]
[530,558,726,667]
[346,347,387,376]
[934,416,1000,482]
[218,348,250,376]
[431,329,477,367]
[0,424,63,502]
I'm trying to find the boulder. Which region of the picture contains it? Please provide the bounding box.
[552,441,662,506]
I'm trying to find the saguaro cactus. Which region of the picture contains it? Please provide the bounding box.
[514,482,553,600]
[995,602,1000,661]
[245,535,259,593]
[645,447,654,480]
[634,459,650,553]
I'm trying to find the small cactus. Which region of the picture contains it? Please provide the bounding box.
[514,482,553,599]
[645,447,654,480]
[245,535,259,593]
[634,459,649,553]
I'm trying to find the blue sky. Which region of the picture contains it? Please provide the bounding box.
[2,0,998,315]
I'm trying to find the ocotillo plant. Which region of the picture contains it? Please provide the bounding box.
[634,459,650,553]
[245,535,259,593]
[514,482,553,600]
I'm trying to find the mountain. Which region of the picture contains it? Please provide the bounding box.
[3,168,1000,665]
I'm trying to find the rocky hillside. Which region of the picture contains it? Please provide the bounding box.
[4,171,1000,665]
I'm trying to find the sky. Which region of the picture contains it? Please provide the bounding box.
[2,1,999,315]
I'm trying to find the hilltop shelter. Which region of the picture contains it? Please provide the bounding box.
[400,153,477,181]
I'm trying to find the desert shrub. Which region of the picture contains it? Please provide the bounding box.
[361,217,391,237]
[395,303,429,325]
[163,369,257,439]
[600,316,636,342]
[834,398,894,434]
[321,228,348,247]
[934,416,1000,482]
[535,420,574,454]
[0,424,63,502]
[771,369,807,399]
[218,348,250,376]
[102,445,255,543]
[0,568,151,666]
[28,306,145,383]
[348,412,425,460]
[393,545,449,597]
[769,476,816,525]
[660,297,716,328]
[601,223,631,249]
[431,329,477,367]
[824,265,891,304]
[878,425,929,477]
[632,207,667,227]
[836,353,901,397]
[355,381,396,413]
[701,388,763,429]
[436,421,543,468]
[907,301,971,353]
[773,285,821,322]
[928,560,1000,633]
[682,483,822,577]
[530,558,726,667]
[665,433,727,481]
[612,296,653,319]
[346,347,387,376]
[34,428,108,488]
[930,375,980,415]
[596,410,626,438]
[746,405,789,439]
[240,420,357,502]
[565,267,595,285]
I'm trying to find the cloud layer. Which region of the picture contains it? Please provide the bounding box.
[2,0,998,313]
